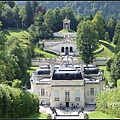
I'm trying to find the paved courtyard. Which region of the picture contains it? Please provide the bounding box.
[39,104,95,119]
[56,116,80,119]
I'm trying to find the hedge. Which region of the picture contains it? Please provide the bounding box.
[117,79,120,88]
[96,87,120,118]
[0,84,39,118]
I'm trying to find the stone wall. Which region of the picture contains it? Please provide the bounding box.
[93,57,110,66]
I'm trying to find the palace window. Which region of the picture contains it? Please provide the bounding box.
[90,88,94,95]
[75,90,80,101]
[41,89,45,96]
[54,90,59,101]
[65,90,70,101]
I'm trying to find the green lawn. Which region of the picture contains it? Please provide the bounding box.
[94,40,115,58]
[3,28,31,40]
[58,29,75,33]
[27,113,48,119]
[88,111,118,119]
[26,111,118,119]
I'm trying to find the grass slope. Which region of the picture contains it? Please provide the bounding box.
[3,28,31,40]
[93,43,103,53]
[88,111,118,119]
[94,40,115,58]
[3,28,58,58]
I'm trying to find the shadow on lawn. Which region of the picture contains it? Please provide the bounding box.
[2,29,10,36]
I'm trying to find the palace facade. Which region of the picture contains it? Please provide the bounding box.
[30,55,104,108]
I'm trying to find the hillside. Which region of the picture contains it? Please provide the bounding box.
[3,28,59,58]
[3,29,115,59]
[3,28,31,40]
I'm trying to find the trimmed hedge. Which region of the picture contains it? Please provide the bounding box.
[96,87,120,118]
[0,84,39,118]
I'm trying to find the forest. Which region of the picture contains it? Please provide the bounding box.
[16,1,120,21]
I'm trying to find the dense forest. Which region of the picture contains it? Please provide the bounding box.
[16,1,120,21]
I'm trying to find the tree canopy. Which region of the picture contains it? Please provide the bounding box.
[92,12,105,40]
[76,20,98,64]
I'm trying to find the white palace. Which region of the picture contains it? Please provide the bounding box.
[30,17,104,108]
[30,55,104,108]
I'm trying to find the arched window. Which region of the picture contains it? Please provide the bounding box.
[61,47,64,52]
[70,47,73,52]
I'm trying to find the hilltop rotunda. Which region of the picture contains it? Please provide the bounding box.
[63,16,70,30]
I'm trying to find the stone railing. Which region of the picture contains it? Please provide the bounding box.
[93,57,110,66]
